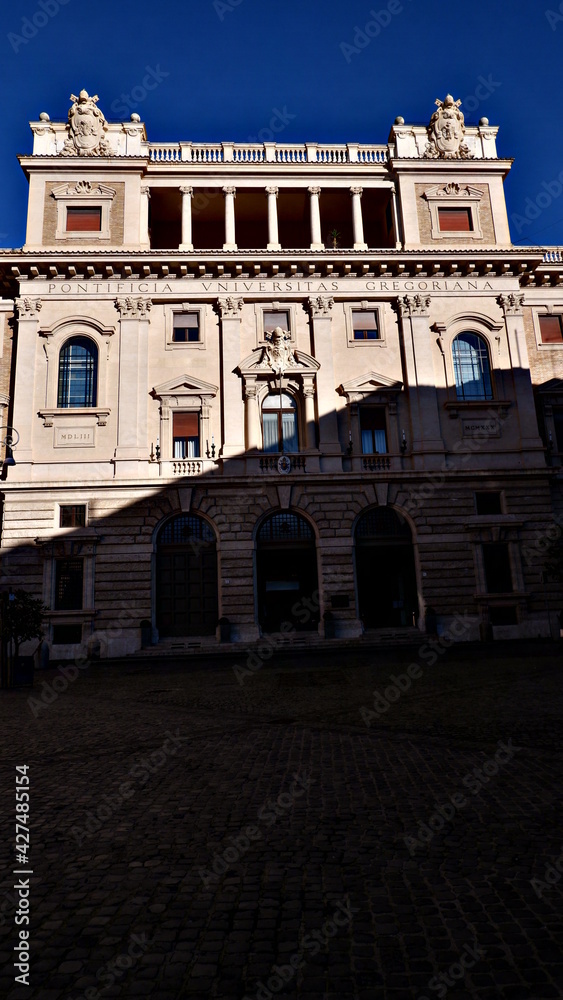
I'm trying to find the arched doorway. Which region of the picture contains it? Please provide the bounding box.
[256,511,319,633]
[355,507,418,628]
[156,514,218,637]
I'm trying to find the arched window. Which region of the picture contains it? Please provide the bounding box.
[57,337,98,408]
[452,332,493,401]
[262,392,298,453]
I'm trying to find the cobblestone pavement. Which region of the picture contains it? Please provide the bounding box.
[0,641,562,1000]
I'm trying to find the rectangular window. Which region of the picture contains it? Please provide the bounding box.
[353,311,379,340]
[482,543,513,593]
[438,207,473,232]
[475,492,502,515]
[54,559,84,610]
[539,315,563,344]
[173,412,200,458]
[66,207,102,232]
[59,504,86,528]
[52,623,83,644]
[172,313,200,342]
[360,408,387,454]
[554,408,563,452]
[263,311,290,334]
[489,606,518,626]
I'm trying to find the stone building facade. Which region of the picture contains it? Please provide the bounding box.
[0,89,562,657]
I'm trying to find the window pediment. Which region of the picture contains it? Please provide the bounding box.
[238,347,319,378]
[338,372,403,403]
[152,374,218,401]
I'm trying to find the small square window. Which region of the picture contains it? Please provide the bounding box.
[55,559,84,610]
[438,207,473,232]
[66,207,102,232]
[59,504,86,528]
[475,492,502,515]
[173,313,199,342]
[52,623,83,644]
[539,315,563,344]
[489,606,518,626]
[353,311,379,340]
[264,311,290,335]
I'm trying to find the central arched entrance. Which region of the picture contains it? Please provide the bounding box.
[256,511,319,633]
[156,514,218,637]
[355,506,418,629]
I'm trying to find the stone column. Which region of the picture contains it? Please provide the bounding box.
[114,297,151,476]
[140,186,150,249]
[266,186,281,250]
[350,187,367,250]
[179,186,193,251]
[222,186,237,250]
[308,187,324,250]
[498,293,545,460]
[244,379,260,452]
[302,377,317,450]
[9,297,41,475]
[308,296,341,471]
[396,295,444,469]
[218,297,245,472]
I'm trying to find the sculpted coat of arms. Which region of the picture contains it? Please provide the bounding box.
[425,95,472,160]
[258,327,299,374]
[63,90,112,156]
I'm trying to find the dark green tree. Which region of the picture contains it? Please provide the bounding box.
[1,590,46,660]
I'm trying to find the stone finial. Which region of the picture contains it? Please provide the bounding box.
[424,94,472,160]
[62,90,112,157]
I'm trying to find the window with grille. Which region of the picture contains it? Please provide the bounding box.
[59,504,86,528]
[452,333,493,401]
[257,512,313,543]
[173,412,200,458]
[57,337,98,408]
[158,515,215,545]
[483,543,513,593]
[54,559,83,610]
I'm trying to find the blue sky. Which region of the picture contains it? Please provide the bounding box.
[0,0,561,247]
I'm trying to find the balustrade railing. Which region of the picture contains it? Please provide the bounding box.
[147,141,388,165]
[362,456,391,471]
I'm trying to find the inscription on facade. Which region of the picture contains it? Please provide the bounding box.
[55,428,95,447]
[461,418,501,438]
[41,278,501,297]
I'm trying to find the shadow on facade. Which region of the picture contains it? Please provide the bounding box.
[0,372,560,660]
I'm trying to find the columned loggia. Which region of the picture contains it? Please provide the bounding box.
[266,186,280,250]
[179,186,193,251]
[140,186,150,249]
[222,186,237,250]
[350,187,368,250]
[308,187,324,250]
